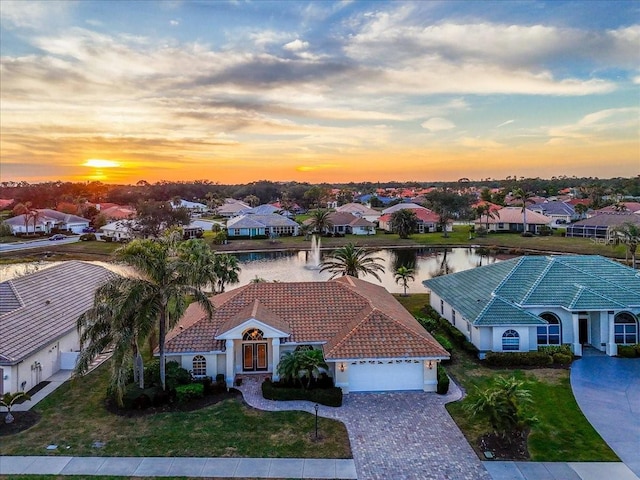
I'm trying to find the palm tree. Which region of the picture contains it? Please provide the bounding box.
[78,237,215,395]
[394,266,415,296]
[308,209,333,235]
[213,253,241,292]
[390,209,418,239]
[76,278,156,404]
[512,188,534,233]
[319,243,385,281]
[613,222,640,269]
[475,204,499,233]
[464,376,537,444]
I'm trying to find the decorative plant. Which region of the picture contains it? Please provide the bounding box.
[1,392,31,424]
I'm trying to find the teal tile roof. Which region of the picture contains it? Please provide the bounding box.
[424,255,640,326]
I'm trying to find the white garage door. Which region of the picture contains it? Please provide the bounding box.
[348,360,423,392]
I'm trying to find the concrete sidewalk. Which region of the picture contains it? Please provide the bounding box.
[9,370,73,412]
[484,461,639,480]
[0,456,357,479]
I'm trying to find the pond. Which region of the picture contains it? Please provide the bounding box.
[234,247,504,294]
[0,247,505,295]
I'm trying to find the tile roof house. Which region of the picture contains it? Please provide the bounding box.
[474,206,552,234]
[379,207,446,234]
[304,212,376,236]
[424,255,640,358]
[528,201,579,227]
[164,277,449,393]
[566,212,640,241]
[226,214,300,238]
[215,199,251,218]
[335,203,381,223]
[0,262,114,395]
[5,209,90,235]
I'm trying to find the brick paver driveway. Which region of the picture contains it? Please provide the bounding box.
[239,378,490,480]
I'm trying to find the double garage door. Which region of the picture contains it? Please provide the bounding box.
[348,360,424,392]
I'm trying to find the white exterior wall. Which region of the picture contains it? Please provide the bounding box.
[4,331,79,394]
[492,326,530,352]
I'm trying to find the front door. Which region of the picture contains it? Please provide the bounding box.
[579,318,589,344]
[243,343,268,371]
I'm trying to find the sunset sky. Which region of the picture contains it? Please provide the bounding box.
[1,0,638,185]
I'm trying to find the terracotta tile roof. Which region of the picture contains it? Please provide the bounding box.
[477,206,552,225]
[165,277,449,360]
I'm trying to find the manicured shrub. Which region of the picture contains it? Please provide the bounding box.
[434,333,453,353]
[521,232,534,237]
[485,351,553,367]
[552,353,573,365]
[416,316,439,333]
[539,344,572,356]
[215,373,226,383]
[436,364,450,395]
[261,379,342,407]
[617,345,639,358]
[175,383,204,403]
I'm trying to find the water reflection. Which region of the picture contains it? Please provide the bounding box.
[0,247,505,295]
[234,247,503,294]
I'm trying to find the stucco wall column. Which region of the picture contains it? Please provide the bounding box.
[423,360,438,392]
[225,339,235,388]
[572,313,582,356]
[607,311,617,356]
[271,338,280,381]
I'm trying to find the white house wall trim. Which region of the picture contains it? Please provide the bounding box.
[214,318,290,340]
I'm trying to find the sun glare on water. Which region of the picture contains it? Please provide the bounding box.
[83,159,120,168]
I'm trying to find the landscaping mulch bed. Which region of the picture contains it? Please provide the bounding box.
[478,429,530,461]
[0,410,41,437]
[105,389,243,417]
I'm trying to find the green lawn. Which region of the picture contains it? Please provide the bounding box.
[395,294,618,462]
[0,365,351,459]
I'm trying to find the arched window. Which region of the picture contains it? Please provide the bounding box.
[537,313,562,345]
[614,312,638,345]
[192,355,206,377]
[243,328,264,341]
[502,330,520,351]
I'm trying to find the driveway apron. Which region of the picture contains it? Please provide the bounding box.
[570,355,640,476]
[238,377,490,480]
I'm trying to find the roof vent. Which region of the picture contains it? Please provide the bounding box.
[45,300,51,305]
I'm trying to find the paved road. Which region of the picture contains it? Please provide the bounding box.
[0,236,80,252]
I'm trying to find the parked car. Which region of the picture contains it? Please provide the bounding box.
[48,234,66,241]
[82,227,96,233]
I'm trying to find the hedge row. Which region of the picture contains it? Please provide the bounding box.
[261,379,343,407]
[618,344,640,358]
[484,350,576,367]
[436,364,450,395]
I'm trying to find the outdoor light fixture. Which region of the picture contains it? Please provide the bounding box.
[428,361,433,369]
[339,363,345,372]
[314,403,319,439]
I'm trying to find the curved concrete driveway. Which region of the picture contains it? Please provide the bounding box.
[239,377,490,480]
[571,355,640,476]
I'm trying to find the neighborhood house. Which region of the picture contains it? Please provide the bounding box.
[164,277,449,393]
[424,255,640,358]
[0,262,113,395]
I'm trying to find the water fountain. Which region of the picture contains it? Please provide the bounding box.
[306,235,322,269]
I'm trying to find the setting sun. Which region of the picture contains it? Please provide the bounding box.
[83,159,120,168]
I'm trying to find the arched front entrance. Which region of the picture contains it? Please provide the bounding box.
[242,328,268,372]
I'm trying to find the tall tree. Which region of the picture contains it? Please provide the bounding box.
[213,253,241,292]
[425,189,470,238]
[308,209,334,235]
[320,243,385,281]
[390,209,418,239]
[512,188,534,233]
[134,200,190,238]
[394,266,415,296]
[78,237,215,394]
[76,278,156,404]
